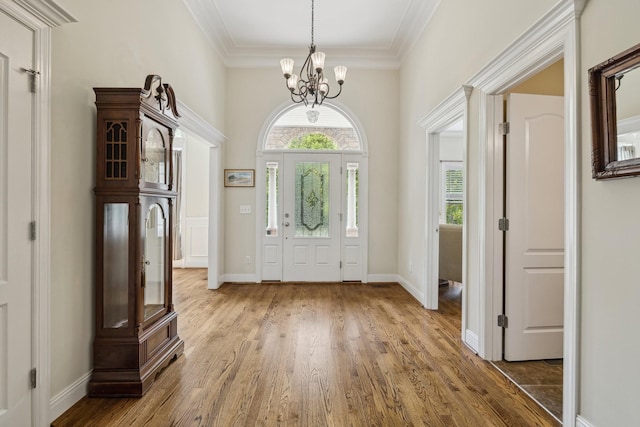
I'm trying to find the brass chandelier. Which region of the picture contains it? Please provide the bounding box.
[280,0,347,107]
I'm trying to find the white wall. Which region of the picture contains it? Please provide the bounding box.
[50,0,226,401]
[580,0,640,424]
[398,0,556,335]
[224,68,399,277]
[439,133,463,162]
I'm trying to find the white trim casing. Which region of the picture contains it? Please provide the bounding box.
[177,100,227,146]
[0,1,76,425]
[417,85,472,348]
[175,99,227,289]
[467,1,584,425]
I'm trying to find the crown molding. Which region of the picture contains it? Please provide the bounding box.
[396,0,441,62]
[181,0,438,70]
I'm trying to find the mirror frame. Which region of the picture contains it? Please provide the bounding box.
[590,42,640,179]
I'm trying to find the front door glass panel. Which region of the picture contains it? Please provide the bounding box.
[295,161,330,238]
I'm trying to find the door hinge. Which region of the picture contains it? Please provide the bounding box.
[498,217,509,231]
[497,314,508,328]
[29,221,36,240]
[340,261,342,269]
[30,368,37,389]
[499,121,510,135]
[20,68,40,93]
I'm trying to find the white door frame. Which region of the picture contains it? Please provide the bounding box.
[175,101,227,289]
[0,0,75,424]
[468,1,585,425]
[418,85,474,346]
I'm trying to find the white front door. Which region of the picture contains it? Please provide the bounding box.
[282,153,341,281]
[504,93,564,361]
[0,10,35,426]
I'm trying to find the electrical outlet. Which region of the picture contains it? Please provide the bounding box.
[245,256,251,264]
[240,205,251,214]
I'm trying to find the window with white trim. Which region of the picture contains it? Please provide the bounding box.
[440,161,463,225]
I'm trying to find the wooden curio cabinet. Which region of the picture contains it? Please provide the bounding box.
[89,75,184,397]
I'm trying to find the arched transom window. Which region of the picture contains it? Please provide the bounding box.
[265,104,361,151]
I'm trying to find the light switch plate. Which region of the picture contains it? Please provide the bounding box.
[240,205,251,214]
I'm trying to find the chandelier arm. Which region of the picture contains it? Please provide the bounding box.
[322,83,344,100]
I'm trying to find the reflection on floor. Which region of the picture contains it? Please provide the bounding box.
[492,359,563,421]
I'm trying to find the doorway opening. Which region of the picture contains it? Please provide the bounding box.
[491,59,565,422]
[170,106,226,290]
[419,86,472,353]
[257,102,368,282]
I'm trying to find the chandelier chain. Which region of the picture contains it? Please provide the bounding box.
[311,0,315,46]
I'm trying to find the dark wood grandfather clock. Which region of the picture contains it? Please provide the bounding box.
[89,75,184,397]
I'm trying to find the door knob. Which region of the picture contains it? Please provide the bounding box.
[284,222,290,227]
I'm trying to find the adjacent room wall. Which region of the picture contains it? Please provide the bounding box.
[580,0,640,424]
[50,0,226,401]
[224,68,399,277]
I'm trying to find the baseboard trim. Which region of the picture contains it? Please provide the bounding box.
[367,274,398,283]
[464,329,479,353]
[222,274,259,283]
[395,275,425,305]
[576,415,596,427]
[183,260,208,268]
[49,371,91,422]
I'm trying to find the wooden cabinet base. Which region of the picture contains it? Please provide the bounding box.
[88,313,184,398]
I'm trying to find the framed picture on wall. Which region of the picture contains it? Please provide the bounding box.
[224,169,255,187]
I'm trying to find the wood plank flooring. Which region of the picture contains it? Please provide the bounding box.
[52,270,559,426]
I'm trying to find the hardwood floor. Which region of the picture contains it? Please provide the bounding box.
[52,270,559,426]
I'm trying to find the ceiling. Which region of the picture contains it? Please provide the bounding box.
[181,0,441,69]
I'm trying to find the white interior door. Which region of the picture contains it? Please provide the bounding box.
[282,153,341,281]
[504,93,564,361]
[0,10,35,426]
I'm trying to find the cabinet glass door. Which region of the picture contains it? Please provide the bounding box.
[103,203,129,328]
[144,204,166,320]
[143,127,167,185]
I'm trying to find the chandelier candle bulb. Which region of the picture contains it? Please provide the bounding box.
[280,58,294,78]
[287,74,299,91]
[319,77,329,94]
[311,51,326,72]
[334,65,347,84]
